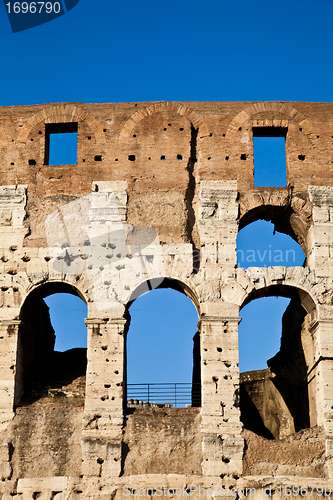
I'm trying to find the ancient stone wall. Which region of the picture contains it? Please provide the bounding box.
[0,101,333,498]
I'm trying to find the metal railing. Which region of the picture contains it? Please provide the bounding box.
[127,383,201,408]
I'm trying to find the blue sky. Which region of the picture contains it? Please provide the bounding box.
[1,0,332,383]
[1,0,333,105]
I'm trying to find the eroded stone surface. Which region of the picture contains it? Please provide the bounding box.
[0,100,332,496]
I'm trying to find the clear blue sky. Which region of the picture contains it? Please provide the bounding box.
[1,0,333,105]
[1,0,332,381]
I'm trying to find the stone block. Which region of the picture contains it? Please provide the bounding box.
[81,437,122,478]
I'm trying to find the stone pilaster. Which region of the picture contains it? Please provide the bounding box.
[81,317,127,478]
[0,320,20,430]
[200,315,243,478]
[0,185,28,249]
[308,186,333,275]
[308,318,333,478]
[198,180,238,270]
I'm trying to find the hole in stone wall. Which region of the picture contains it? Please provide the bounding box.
[161,156,165,160]
[253,127,287,187]
[240,154,247,160]
[126,284,200,408]
[29,159,36,165]
[128,155,136,161]
[177,154,182,160]
[94,155,103,161]
[44,122,78,166]
[298,154,305,161]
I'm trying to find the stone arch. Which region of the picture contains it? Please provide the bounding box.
[126,275,200,316]
[240,281,317,316]
[8,271,91,316]
[226,102,315,142]
[16,104,106,145]
[239,191,313,254]
[21,272,92,312]
[119,101,210,142]
[20,279,88,315]
[222,267,318,319]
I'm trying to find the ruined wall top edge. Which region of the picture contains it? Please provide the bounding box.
[0,100,332,247]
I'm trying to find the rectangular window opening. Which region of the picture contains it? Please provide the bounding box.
[45,122,78,166]
[253,127,287,187]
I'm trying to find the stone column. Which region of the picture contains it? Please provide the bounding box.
[308,318,333,477]
[308,186,333,275]
[81,317,127,478]
[200,315,243,478]
[0,320,20,430]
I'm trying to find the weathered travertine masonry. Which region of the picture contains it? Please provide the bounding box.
[0,101,332,498]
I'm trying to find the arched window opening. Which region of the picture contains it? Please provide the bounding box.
[16,284,87,407]
[239,290,315,441]
[126,284,199,409]
[237,219,305,269]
